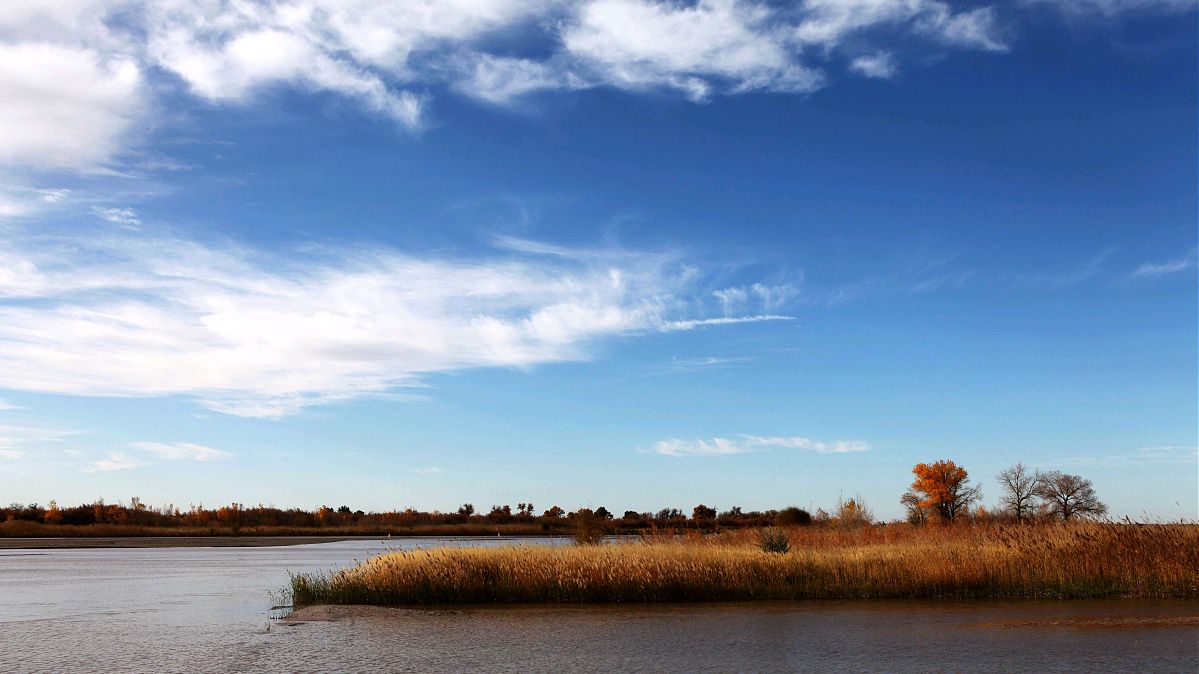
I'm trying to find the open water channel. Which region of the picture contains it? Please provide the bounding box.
[1,538,1195,672]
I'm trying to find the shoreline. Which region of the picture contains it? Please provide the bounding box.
[285,602,1199,625]
[0,535,545,549]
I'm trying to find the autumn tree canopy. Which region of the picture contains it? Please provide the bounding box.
[907,459,981,522]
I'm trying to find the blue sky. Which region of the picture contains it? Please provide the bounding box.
[0,0,1195,520]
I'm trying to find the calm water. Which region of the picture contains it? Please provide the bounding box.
[1,539,1195,673]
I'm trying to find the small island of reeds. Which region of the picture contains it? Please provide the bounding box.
[291,521,1199,606]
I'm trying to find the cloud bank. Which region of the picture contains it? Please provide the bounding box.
[0,0,1015,175]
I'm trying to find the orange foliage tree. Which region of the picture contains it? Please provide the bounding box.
[906,460,981,522]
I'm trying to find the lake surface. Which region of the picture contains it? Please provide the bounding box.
[2,538,1195,673]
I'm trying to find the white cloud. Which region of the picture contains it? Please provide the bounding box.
[663,315,793,331]
[92,206,141,227]
[655,434,871,457]
[850,52,898,79]
[0,229,790,417]
[414,466,443,476]
[655,437,749,457]
[713,283,799,315]
[0,449,22,460]
[455,54,582,105]
[741,435,872,453]
[0,186,73,220]
[669,355,751,368]
[0,0,1020,181]
[85,452,140,472]
[1131,249,1198,279]
[563,0,823,100]
[148,24,424,128]
[0,42,142,172]
[130,441,233,461]
[0,400,19,411]
[795,0,1007,52]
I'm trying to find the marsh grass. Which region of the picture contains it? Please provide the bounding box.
[291,521,1199,605]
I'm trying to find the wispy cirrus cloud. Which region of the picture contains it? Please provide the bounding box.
[91,206,141,228]
[1056,445,1198,467]
[849,52,898,79]
[0,228,790,418]
[1014,247,1117,291]
[662,315,794,331]
[0,423,79,462]
[1131,249,1198,279]
[130,441,233,461]
[85,452,141,473]
[655,434,871,457]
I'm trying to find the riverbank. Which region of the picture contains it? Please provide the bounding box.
[292,522,1199,605]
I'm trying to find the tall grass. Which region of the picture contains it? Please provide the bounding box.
[291,521,1199,605]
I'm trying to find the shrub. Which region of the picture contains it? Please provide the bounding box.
[571,509,607,545]
[759,528,790,553]
[775,506,812,526]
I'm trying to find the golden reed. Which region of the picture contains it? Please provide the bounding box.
[292,521,1199,605]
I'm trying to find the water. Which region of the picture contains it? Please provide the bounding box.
[1,539,1195,673]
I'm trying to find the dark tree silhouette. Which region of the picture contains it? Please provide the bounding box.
[1034,471,1108,520]
[996,463,1041,522]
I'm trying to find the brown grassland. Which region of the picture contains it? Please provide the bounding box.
[291,522,1199,606]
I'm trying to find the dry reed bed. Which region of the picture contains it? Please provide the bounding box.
[291,522,1199,605]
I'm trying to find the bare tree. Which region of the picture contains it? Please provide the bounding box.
[1034,471,1108,520]
[900,490,931,526]
[996,463,1041,522]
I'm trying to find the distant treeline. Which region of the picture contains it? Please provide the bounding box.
[0,499,810,537]
[1,459,1117,537]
